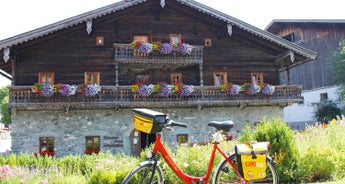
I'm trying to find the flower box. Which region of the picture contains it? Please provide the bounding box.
[34,151,55,157]
[85,149,100,154]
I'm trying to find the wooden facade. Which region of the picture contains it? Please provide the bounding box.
[0,0,318,156]
[0,0,317,108]
[266,19,345,90]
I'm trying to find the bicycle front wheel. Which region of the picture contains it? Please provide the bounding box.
[213,154,279,184]
[122,161,164,184]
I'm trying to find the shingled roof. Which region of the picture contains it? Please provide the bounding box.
[0,0,317,60]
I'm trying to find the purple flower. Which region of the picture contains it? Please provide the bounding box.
[160,43,173,54]
[228,84,241,96]
[159,84,174,96]
[177,43,193,54]
[138,43,153,53]
[60,84,72,96]
[138,84,154,96]
[180,85,194,96]
[84,84,101,97]
[247,86,257,95]
[262,85,275,95]
[41,85,54,97]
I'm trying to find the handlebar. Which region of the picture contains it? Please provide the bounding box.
[166,119,188,128]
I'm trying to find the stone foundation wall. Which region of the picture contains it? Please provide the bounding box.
[11,106,282,157]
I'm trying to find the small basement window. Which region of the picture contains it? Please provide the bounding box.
[177,134,188,145]
[39,137,54,152]
[86,136,100,154]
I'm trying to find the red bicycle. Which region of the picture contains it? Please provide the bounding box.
[122,108,278,184]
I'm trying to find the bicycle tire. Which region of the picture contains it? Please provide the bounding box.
[213,153,279,184]
[122,161,164,184]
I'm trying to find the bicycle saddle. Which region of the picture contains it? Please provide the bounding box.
[208,120,234,132]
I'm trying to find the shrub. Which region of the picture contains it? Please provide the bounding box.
[252,117,299,183]
[162,141,236,183]
[313,100,341,124]
[295,120,345,182]
[299,146,339,182]
[89,170,116,184]
[0,96,10,125]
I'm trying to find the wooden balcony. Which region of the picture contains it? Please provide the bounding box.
[114,44,203,64]
[9,85,303,110]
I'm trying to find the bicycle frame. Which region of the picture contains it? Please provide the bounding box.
[151,133,244,184]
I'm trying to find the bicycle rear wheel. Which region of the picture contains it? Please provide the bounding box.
[122,161,164,184]
[213,154,278,184]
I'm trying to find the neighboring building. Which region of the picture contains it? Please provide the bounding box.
[266,19,345,128]
[0,0,316,157]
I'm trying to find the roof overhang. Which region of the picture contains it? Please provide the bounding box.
[0,0,317,64]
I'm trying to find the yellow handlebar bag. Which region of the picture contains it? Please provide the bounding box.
[235,142,268,181]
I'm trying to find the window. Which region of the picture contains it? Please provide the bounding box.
[320,93,328,102]
[96,36,104,46]
[84,72,100,85]
[177,134,188,145]
[170,34,181,44]
[133,35,148,43]
[251,72,264,86]
[38,72,54,85]
[205,38,212,47]
[170,73,182,84]
[85,136,100,154]
[213,72,227,86]
[282,33,295,42]
[136,75,150,84]
[39,137,54,152]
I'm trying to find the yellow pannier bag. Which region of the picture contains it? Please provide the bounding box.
[133,108,167,134]
[235,141,269,181]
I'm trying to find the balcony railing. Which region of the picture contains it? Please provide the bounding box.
[114,44,203,64]
[9,85,303,109]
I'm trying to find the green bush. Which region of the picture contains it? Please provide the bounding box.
[313,100,341,124]
[251,117,299,183]
[89,170,116,184]
[295,121,345,182]
[0,87,10,125]
[162,141,236,183]
[1,122,345,183]
[299,146,339,182]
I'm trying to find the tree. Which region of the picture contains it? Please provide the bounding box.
[0,87,10,125]
[331,40,345,101]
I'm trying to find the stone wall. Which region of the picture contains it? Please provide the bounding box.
[11,106,283,157]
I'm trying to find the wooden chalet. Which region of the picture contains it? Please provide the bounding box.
[0,0,317,156]
[266,19,345,90]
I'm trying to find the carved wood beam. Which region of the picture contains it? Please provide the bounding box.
[160,0,165,8]
[227,23,233,37]
[275,50,295,65]
[86,19,92,35]
[3,47,10,62]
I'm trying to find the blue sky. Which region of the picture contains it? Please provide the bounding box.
[0,0,344,40]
